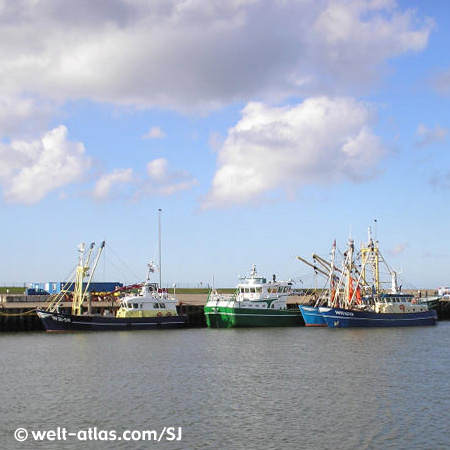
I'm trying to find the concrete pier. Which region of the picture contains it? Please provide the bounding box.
[1,293,448,331]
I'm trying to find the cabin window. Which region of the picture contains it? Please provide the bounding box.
[250,288,256,293]
[133,303,139,309]
[257,287,262,293]
[160,303,166,308]
[154,303,159,308]
[140,304,143,308]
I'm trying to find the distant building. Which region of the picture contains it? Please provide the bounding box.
[30,281,123,295]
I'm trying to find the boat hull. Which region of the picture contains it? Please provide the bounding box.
[298,305,326,327]
[319,307,437,328]
[36,310,188,332]
[204,306,303,328]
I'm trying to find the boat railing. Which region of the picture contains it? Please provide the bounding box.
[207,288,238,304]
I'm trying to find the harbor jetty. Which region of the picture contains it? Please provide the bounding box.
[1,292,449,332]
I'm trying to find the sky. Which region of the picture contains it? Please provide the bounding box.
[0,0,449,289]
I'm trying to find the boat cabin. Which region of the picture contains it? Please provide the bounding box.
[375,294,427,314]
[116,284,177,318]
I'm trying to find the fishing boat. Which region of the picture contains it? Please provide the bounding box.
[37,212,188,332]
[204,265,303,328]
[320,294,437,328]
[319,230,437,328]
[36,244,188,332]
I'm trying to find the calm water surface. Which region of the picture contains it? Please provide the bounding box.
[1,323,450,449]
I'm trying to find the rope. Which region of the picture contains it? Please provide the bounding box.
[0,308,37,317]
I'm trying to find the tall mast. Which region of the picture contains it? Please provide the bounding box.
[328,240,336,306]
[344,238,354,309]
[361,226,380,295]
[158,208,162,288]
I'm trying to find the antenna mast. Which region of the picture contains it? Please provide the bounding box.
[158,208,162,288]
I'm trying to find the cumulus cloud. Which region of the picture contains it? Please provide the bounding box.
[311,0,432,90]
[0,126,91,203]
[0,0,433,111]
[146,158,198,196]
[202,97,386,209]
[0,95,56,139]
[91,158,198,201]
[142,126,166,140]
[415,123,448,148]
[92,168,134,200]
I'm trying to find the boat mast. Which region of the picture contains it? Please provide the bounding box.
[343,238,355,309]
[72,241,106,316]
[158,208,162,288]
[361,226,380,295]
[72,243,93,316]
[328,240,336,306]
[369,228,380,294]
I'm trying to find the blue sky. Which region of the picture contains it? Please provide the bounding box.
[0,0,449,289]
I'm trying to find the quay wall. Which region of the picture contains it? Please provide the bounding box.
[1,294,449,332]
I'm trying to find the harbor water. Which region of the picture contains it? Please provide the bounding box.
[2,323,450,449]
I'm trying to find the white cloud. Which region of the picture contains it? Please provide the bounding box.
[0,125,91,203]
[0,95,56,139]
[311,0,432,90]
[147,159,169,181]
[92,168,134,200]
[142,126,166,140]
[202,97,386,209]
[415,123,448,148]
[146,158,198,196]
[0,0,433,112]
[91,158,198,201]
[388,243,409,256]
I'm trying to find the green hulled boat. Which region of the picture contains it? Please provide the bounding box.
[204,265,303,328]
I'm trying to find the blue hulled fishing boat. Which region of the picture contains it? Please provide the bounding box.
[318,228,437,328]
[320,294,437,328]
